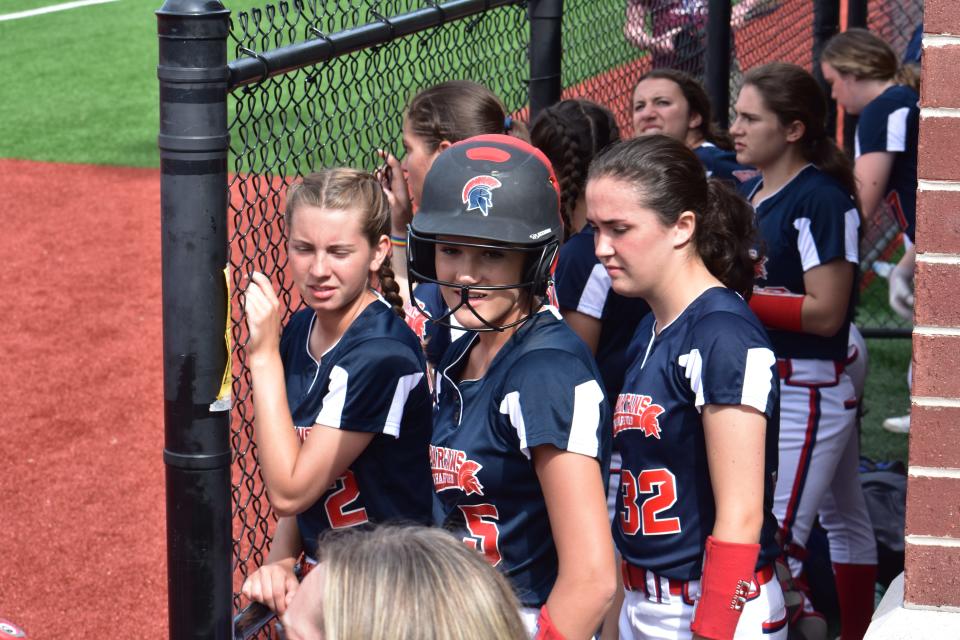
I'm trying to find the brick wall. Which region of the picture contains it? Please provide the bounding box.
[905,0,960,610]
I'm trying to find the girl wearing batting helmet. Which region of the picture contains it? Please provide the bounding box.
[731,62,877,639]
[588,134,786,639]
[631,69,755,185]
[241,169,435,615]
[408,134,616,639]
[377,80,527,366]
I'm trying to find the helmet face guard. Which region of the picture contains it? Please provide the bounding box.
[406,231,559,332]
[406,134,564,332]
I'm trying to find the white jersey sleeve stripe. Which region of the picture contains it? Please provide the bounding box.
[499,391,530,459]
[854,126,862,158]
[568,380,604,458]
[886,107,910,152]
[316,365,348,428]
[677,349,706,412]
[793,217,822,272]
[844,208,860,264]
[382,372,424,438]
[741,348,776,413]
[576,263,612,319]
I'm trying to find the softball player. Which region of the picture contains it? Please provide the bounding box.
[587,134,786,640]
[376,80,525,366]
[240,169,434,614]
[408,135,616,639]
[632,69,756,185]
[822,28,920,435]
[731,63,877,639]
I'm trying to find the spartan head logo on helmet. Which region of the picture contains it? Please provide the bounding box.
[461,175,502,216]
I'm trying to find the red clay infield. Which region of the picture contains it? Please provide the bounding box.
[0,159,166,639]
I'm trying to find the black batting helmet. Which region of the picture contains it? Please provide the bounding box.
[407,134,563,330]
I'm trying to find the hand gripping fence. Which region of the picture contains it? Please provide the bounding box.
[155,1,921,637]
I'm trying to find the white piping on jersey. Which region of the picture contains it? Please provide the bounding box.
[577,263,612,319]
[316,365,349,428]
[742,348,776,413]
[886,107,910,152]
[793,218,821,271]
[746,163,815,209]
[844,208,861,263]
[569,380,604,458]
[639,288,722,369]
[639,323,657,370]
[440,333,478,426]
[499,391,530,459]
[678,349,706,410]
[382,372,424,438]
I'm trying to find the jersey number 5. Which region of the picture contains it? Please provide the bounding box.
[459,504,502,566]
[620,468,681,536]
[324,470,369,529]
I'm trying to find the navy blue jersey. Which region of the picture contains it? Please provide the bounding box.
[554,225,651,400]
[431,307,612,607]
[280,299,435,559]
[741,165,860,361]
[614,287,781,580]
[855,84,919,242]
[694,142,758,185]
[405,282,465,367]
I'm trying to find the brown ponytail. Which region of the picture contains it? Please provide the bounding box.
[377,259,405,318]
[742,63,861,213]
[589,135,760,298]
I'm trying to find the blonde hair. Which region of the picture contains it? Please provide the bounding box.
[310,526,528,640]
[822,28,919,92]
[285,169,403,316]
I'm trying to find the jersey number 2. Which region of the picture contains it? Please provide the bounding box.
[620,468,681,536]
[324,470,369,529]
[459,504,502,566]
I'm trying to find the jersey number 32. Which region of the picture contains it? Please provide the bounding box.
[620,468,681,536]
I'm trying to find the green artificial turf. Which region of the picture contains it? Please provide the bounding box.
[860,337,912,464]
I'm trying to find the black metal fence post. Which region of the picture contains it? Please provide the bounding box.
[842,0,868,153]
[705,0,731,128]
[813,0,841,136]
[156,1,232,638]
[528,0,563,121]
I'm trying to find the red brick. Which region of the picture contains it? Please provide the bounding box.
[924,0,960,36]
[919,118,960,182]
[905,544,960,607]
[906,476,960,538]
[915,262,960,326]
[912,333,960,397]
[910,405,960,468]
[916,190,960,253]
[921,46,960,107]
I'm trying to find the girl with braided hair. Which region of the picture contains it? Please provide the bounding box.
[241,169,435,615]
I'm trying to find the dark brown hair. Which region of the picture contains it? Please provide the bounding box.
[588,135,760,298]
[404,80,528,151]
[530,99,621,239]
[635,69,734,150]
[822,28,920,92]
[741,62,861,212]
[285,169,403,316]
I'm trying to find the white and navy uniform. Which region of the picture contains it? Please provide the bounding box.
[555,225,651,518]
[741,166,877,575]
[404,282,466,367]
[614,287,786,639]
[694,141,757,185]
[280,299,435,561]
[430,307,612,614]
[855,84,919,243]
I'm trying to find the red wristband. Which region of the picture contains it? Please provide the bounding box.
[534,605,566,640]
[748,289,804,332]
[690,536,761,640]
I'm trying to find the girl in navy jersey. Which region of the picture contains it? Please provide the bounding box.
[731,63,877,639]
[822,28,920,435]
[408,134,616,639]
[631,69,755,184]
[377,81,527,366]
[240,169,435,615]
[587,134,785,640]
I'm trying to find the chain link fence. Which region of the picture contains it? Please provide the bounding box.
[221,0,920,634]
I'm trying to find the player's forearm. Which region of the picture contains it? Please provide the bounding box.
[248,351,303,500]
[546,568,616,640]
[265,516,303,564]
